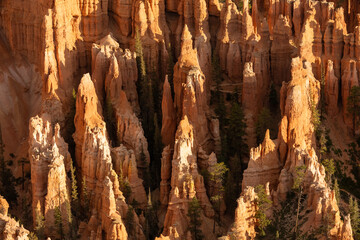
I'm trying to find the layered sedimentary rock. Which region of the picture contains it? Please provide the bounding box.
[325,60,339,116]
[161,77,176,147]
[74,74,133,239]
[0,0,359,239]
[223,187,258,240]
[28,115,71,237]
[173,25,214,152]
[243,130,282,191]
[233,56,353,239]
[323,8,347,80]
[111,145,147,207]
[271,15,295,86]
[242,62,258,148]
[131,0,170,75]
[0,196,29,240]
[92,34,150,173]
[0,49,42,167]
[159,146,172,206]
[162,116,214,239]
[92,34,139,111]
[274,58,351,238]
[175,0,212,88]
[341,60,359,127]
[217,0,243,80]
[73,73,104,167]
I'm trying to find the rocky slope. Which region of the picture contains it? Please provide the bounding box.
[0,0,359,239]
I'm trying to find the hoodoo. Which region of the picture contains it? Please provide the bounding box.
[0,0,359,239]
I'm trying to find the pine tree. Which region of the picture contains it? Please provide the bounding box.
[254,185,272,236]
[255,108,273,144]
[187,197,204,240]
[54,206,63,239]
[18,157,29,190]
[347,86,360,136]
[120,178,132,203]
[322,159,335,184]
[125,206,135,237]
[309,86,321,136]
[28,232,39,240]
[349,197,360,237]
[333,178,341,205]
[269,83,278,113]
[81,177,90,220]
[0,124,18,206]
[145,190,159,239]
[209,162,228,232]
[292,165,307,239]
[34,209,45,240]
[167,44,175,98]
[152,113,162,187]
[104,93,117,146]
[70,161,78,204]
[227,102,247,159]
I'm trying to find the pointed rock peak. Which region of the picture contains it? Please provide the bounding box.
[182,24,192,42]
[243,62,256,79]
[97,33,119,49]
[243,0,249,12]
[261,129,275,153]
[327,60,334,70]
[179,115,191,132]
[54,123,61,137]
[176,115,194,140]
[264,129,270,141]
[79,73,95,92]
[334,7,347,34]
[163,75,172,97]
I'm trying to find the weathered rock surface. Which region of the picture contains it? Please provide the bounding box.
[93,34,150,173]
[74,73,142,239]
[222,187,258,240]
[243,130,282,191]
[28,115,71,237]
[0,196,29,240]
[159,145,173,207]
[0,0,359,239]
[162,116,214,239]
[173,25,217,153]
[242,62,258,148]
[73,73,104,167]
[161,77,176,147]
[92,34,139,113]
[325,60,339,116]
[111,145,147,207]
[131,0,170,75]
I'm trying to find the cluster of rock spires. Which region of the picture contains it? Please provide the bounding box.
[0,0,359,239]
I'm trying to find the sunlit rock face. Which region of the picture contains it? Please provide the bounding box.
[29,115,71,238]
[0,0,358,239]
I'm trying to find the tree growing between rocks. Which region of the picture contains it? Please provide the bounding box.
[209,162,228,232]
[349,196,360,238]
[256,108,273,144]
[187,197,204,240]
[35,209,45,240]
[254,184,272,236]
[0,124,18,207]
[54,206,63,239]
[347,86,360,136]
[292,165,307,239]
[125,206,135,237]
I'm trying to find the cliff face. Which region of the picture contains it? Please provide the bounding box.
[0,0,359,239]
